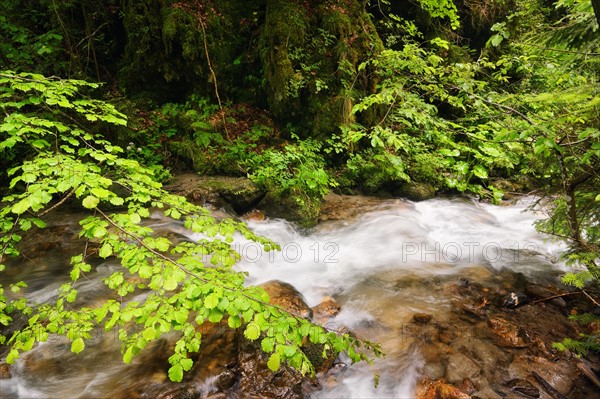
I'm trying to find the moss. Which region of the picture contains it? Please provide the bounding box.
[260,0,309,118]
[257,190,320,228]
[392,182,436,201]
[120,0,264,103]
[259,0,383,136]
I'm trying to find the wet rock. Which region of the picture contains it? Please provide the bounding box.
[260,280,313,320]
[312,296,341,324]
[257,191,320,228]
[446,352,481,384]
[508,355,578,396]
[393,182,436,201]
[472,387,503,399]
[416,378,471,399]
[237,339,305,399]
[437,323,458,344]
[242,209,266,222]
[413,313,433,324]
[501,292,530,308]
[460,378,476,395]
[488,317,529,348]
[318,193,406,222]
[0,363,11,378]
[506,378,539,398]
[214,369,237,391]
[155,386,198,399]
[302,339,337,374]
[525,284,567,308]
[525,284,554,299]
[420,343,451,379]
[166,174,265,214]
[466,338,509,372]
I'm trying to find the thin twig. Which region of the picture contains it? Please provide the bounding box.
[38,187,76,217]
[198,18,230,142]
[529,292,579,305]
[76,22,109,48]
[581,289,600,307]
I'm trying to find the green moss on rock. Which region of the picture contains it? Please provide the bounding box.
[257,190,320,228]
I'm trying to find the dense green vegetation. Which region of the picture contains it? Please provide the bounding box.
[1,0,599,380]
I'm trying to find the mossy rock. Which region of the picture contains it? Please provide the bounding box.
[393,182,436,201]
[257,191,320,228]
[166,174,265,214]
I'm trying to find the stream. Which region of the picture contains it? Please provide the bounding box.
[1,195,592,398]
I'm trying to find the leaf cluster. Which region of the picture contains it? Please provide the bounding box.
[0,71,382,381]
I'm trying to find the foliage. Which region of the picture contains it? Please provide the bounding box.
[552,310,600,357]
[341,38,522,202]
[0,71,382,380]
[416,0,460,29]
[248,135,336,209]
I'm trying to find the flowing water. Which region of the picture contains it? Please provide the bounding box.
[0,196,571,398]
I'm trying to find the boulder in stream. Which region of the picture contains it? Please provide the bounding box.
[256,191,320,228]
[166,174,265,214]
[0,363,11,378]
[392,182,436,201]
[260,280,313,320]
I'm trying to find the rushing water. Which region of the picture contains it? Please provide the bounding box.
[0,196,570,398]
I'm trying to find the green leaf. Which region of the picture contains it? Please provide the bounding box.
[267,353,281,372]
[142,327,156,341]
[204,293,219,309]
[472,165,488,179]
[244,321,261,341]
[110,197,124,206]
[168,364,183,382]
[228,315,242,329]
[12,199,30,215]
[208,308,223,323]
[71,337,85,354]
[82,196,99,209]
[130,213,141,224]
[261,337,275,353]
[181,358,193,371]
[99,243,113,258]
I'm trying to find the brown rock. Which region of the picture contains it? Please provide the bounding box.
[417,378,471,399]
[446,352,481,384]
[508,355,578,396]
[472,387,502,399]
[413,313,433,324]
[0,363,11,378]
[260,280,313,320]
[312,296,341,324]
[460,378,477,395]
[237,338,305,399]
[488,317,529,348]
[506,378,539,398]
[243,209,266,222]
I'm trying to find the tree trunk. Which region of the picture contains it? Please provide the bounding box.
[592,0,600,26]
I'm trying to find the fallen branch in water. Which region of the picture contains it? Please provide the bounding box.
[577,362,600,391]
[581,289,600,307]
[528,292,579,305]
[532,371,567,399]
